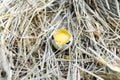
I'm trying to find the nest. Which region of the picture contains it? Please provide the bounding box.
[0,0,120,80]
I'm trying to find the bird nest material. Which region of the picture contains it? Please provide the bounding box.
[0,0,120,80]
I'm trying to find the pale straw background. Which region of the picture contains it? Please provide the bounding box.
[0,0,120,80]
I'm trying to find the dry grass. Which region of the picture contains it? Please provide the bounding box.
[0,0,120,80]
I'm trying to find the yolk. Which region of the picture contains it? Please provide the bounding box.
[54,29,71,44]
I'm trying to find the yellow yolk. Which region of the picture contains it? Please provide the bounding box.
[53,29,71,45]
